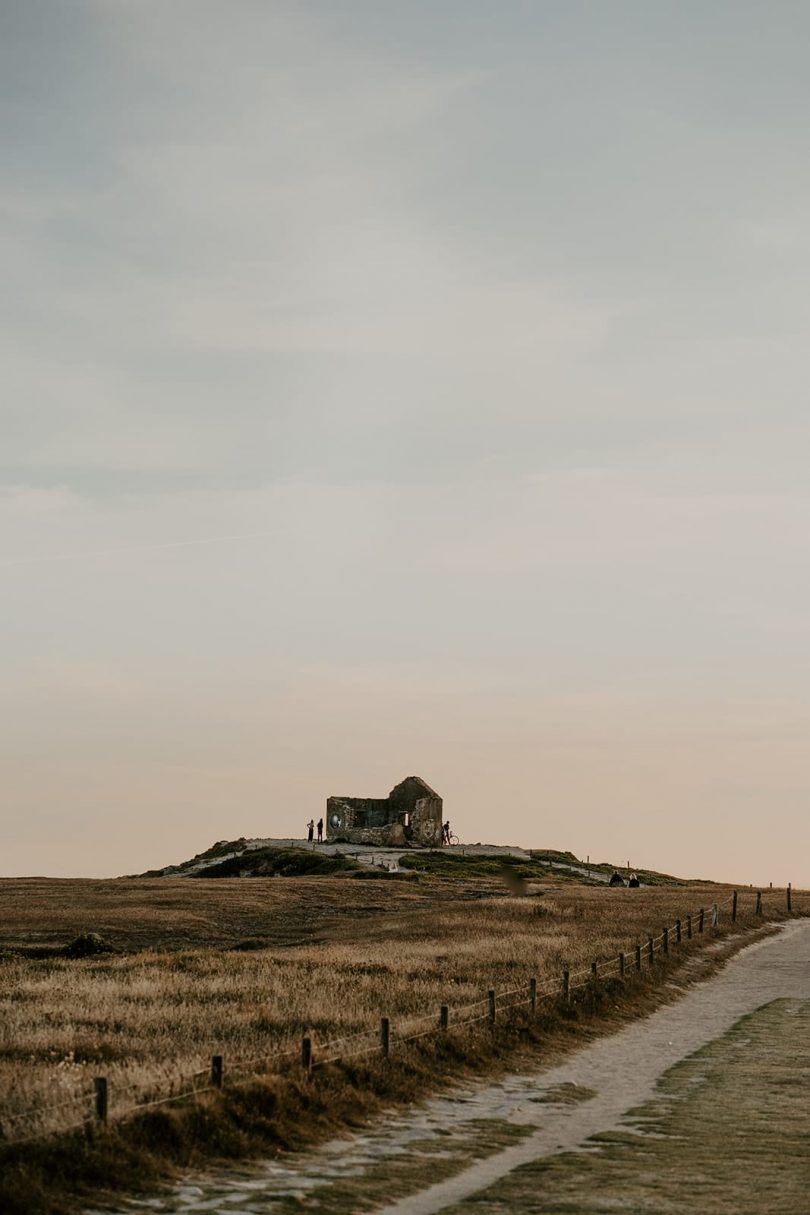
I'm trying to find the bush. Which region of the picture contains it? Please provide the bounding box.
[192,848,360,879]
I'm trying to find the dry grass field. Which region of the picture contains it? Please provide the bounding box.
[0,874,776,1132]
[0,873,439,953]
[0,871,799,1214]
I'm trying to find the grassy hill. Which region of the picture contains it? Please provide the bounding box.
[140,837,711,887]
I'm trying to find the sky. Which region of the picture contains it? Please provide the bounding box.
[2,2,809,885]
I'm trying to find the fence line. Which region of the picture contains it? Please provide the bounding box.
[1,885,805,1145]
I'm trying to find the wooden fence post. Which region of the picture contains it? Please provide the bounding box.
[662,927,669,955]
[529,977,537,1015]
[635,944,641,972]
[619,952,625,978]
[591,960,598,980]
[675,919,681,944]
[440,1005,449,1030]
[563,970,570,1001]
[755,891,762,916]
[787,884,792,911]
[94,1077,108,1125]
[698,908,704,934]
[380,1017,390,1057]
[488,990,496,1026]
[301,1037,312,1075]
[647,936,654,966]
[732,891,738,922]
[211,1055,223,1089]
[687,914,692,940]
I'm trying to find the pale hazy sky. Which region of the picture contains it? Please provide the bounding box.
[2,2,809,885]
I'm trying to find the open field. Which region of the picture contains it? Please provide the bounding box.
[0,873,802,1213]
[0,874,442,953]
[0,865,715,961]
[0,876,781,1126]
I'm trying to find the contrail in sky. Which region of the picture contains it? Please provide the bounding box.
[0,532,274,570]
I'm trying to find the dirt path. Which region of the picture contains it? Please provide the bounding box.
[101,920,810,1215]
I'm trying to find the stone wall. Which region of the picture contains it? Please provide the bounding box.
[411,795,443,846]
[326,776,443,847]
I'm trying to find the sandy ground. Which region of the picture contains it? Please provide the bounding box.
[99,918,810,1214]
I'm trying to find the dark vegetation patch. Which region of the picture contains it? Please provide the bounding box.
[62,933,117,959]
[12,933,120,962]
[229,936,272,952]
[398,852,555,882]
[192,848,361,879]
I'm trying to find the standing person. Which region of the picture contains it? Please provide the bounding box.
[443,820,451,845]
[317,817,324,843]
[307,819,314,844]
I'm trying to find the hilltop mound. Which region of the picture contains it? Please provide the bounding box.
[140,838,252,877]
[140,840,360,879]
[138,838,706,886]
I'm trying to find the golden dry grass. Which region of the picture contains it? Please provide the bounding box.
[0,875,787,1142]
[0,874,440,952]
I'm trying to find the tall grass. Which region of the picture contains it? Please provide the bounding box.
[0,880,785,1141]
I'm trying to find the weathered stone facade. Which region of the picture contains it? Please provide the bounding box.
[326,776,443,847]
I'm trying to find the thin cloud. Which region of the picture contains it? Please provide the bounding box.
[0,531,276,570]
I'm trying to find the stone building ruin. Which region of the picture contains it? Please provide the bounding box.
[326,776,443,847]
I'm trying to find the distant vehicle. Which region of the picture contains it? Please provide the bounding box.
[446,831,459,846]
